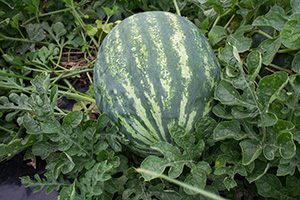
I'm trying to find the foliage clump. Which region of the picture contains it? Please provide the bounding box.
[0,0,299,199]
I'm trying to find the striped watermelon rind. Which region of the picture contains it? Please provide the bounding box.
[94,11,221,155]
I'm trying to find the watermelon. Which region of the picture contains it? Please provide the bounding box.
[94,11,221,155]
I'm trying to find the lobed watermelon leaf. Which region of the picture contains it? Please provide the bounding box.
[140,125,211,195]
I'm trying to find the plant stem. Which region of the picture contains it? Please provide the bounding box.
[212,8,234,29]
[50,68,93,81]
[0,34,50,45]
[0,72,95,103]
[22,8,71,26]
[173,0,181,16]
[0,125,16,134]
[0,34,80,50]
[136,168,227,200]
[248,30,273,39]
[224,14,235,29]
[269,63,293,73]
[70,0,86,29]
[278,48,298,54]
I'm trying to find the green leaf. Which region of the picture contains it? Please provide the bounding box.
[32,0,39,9]
[10,14,20,29]
[41,120,61,133]
[79,161,113,198]
[140,125,206,183]
[62,111,84,128]
[246,50,262,81]
[255,174,299,199]
[252,6,288,31]
[0,93,31,121]
[281,19,300,50]
[214,80,255,108]
[277,149,300,176]
[32,141,57,159]
[31,73,50,96]
[240,140,262,165]
[223,177,237,190]
[140,142,185,181]
[25,23,46,41]
[226,25,253,53]
[255,174,283,199]
[291,0,300,14]
[208,26,227,45]
[212,104,234,119]
[22,113,43,134]
[194,117,217,147]
[85,24,98,36]
[257,71,289,108]
[246,160,270,183]
[184,170,206,195]
[213,120,247,140]
[170,125,205,159]
[102,5,119,18]
[286,176,300,196]
[277,132,296,159]
[122,179,181,200]
[53,21,67,39]
[21,173,65,194]
[30,44,59,67]
[195,117,217,140]
[258,112,278,127]
[41,21,67,42]
[49,152,75,179]
[257,37,281,65]
[263,144,278,160]
[0,138,35,160]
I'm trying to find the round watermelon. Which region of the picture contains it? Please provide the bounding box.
[94,11,221,155]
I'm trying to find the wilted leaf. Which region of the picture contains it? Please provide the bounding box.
[291,0,300,13]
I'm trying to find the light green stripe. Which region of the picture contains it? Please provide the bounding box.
[104,29,126,79]
[192,28,215,90]
[167,12,191,80]
[166,12,191,126]
[124,16,166,141]
[185,109,198,133]
[146,13,170,141]
[104,19,161,143]
[147,14,171,110]
[120,117,157,145]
